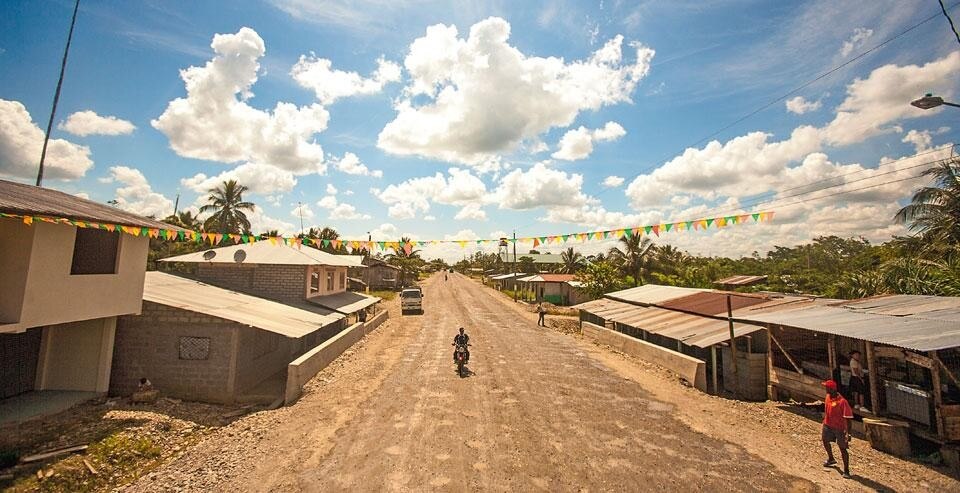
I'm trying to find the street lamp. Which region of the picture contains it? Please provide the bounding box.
[911,93,960,110]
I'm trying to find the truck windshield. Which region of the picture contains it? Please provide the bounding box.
[401,291,421,298]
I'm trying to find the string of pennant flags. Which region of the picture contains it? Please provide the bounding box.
[0,211,774,252]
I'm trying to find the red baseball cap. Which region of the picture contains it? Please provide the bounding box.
[822,379,838,391]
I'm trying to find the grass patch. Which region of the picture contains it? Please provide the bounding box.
[370,290,396,301]
[6,432,162,492]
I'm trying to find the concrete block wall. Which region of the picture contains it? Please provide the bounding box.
[582,322,707,392]
[112,301,236,403]
[233,325,299,395]
[285,309,389,404]
[195,264,307,303]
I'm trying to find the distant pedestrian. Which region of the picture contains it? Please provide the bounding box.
[847,350,867,412]
[821,379,854,479]
[536,301,546,326]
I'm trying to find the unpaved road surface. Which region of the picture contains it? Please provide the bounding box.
[133,273,818,492]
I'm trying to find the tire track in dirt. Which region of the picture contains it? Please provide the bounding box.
[283,274,814,492]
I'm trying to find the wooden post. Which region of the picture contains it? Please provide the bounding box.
[726,295,740,398]
[827,335,837,374]
[766,329,775,401]
[712,345,720,394]
[931,350,945,441]
[865,341,880,415]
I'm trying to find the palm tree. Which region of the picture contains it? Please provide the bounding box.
[894,156,960,248]
[608,234,655,286]
[386,236,423,286]
[163,210,202,231]
[200,180,255,234]
[560,247,585,273]
[655,244,688,275]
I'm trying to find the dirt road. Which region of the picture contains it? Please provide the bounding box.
[133,273,817,492]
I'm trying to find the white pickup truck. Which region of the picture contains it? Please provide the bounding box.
[400,288,423,315]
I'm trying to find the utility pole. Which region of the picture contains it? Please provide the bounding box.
[173,192,180,217]
[37,0,81,187]
[298,201,304,235]
[512,229,517,302]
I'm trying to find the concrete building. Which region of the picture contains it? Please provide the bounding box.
[0,179,182,422]
[516,274,590,306]
[160,241,379,323]
[498,252,563,272]
[112,272,344,404]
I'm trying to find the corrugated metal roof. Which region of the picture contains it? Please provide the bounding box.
[490,272,527,280]
[658,291,769,316]
[499,253,562,263]
[517,273,578,283]
[839,295,960,319]
[577,296,764,348]
[159,241,358,266]
[143,272,343,338]
[0,178,185,231]
[605,284,706,305]
[733,304,960,351]
[567,280,585,288]
[307,291,380,314]
[714,275,767,286]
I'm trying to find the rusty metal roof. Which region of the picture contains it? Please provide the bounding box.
[838,295,960,319]
[733,303,960,352]
[658,291,769,316]
[714,275,767,286]
[143,272,343,338]
[604,284,705,305]
[0,178,184,230]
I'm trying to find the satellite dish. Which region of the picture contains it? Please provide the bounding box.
[202,250,217,261]
[234,249,247,263]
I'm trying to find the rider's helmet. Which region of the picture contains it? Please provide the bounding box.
[459,327,465,333]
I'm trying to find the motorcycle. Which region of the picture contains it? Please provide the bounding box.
[453,342,471,377]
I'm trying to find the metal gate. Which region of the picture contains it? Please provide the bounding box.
[0,328,42,399]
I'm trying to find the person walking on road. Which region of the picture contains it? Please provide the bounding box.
[536,301,546,327]
[821,379,854,479]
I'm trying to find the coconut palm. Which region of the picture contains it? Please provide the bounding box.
[560,247,585,273]
[386,236,423,286]
[608,234,655,286]
[200,180,255,234]
[894,156,960,248]
[163,210,202,231]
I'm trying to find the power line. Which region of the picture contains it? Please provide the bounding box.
[941,0,960,46]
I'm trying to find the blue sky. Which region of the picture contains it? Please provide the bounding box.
[1,0,958,260]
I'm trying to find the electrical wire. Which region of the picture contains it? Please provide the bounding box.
[940,0,960,46]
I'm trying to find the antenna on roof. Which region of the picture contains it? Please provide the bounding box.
[234,249,246,263]
[202,250,216,261]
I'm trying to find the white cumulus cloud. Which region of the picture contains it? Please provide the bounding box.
[785,96,822,115]
[59,110,136,136]
[333,152,382,177]
[292,55,401,104]
[494,163,590,210]
[102,166,173,218]
[602,175,625,188]
[377,17,654,166]
[839,27,873,58]
[377,167,488,219]
[552,121,626,160]
[181,162,297,195]
[316,194,370,220]
[152,27,330,175]
[0,99,93,180]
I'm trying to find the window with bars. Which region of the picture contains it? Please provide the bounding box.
[179,337,210,360]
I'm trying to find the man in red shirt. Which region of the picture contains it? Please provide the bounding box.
[821,379,854,478]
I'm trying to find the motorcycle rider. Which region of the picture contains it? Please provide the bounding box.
[452,327,470,364]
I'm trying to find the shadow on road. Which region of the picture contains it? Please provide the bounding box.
[454,366,475,378]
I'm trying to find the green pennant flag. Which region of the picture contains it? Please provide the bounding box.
[643,225,653,235]
[539,236,547,244]
[140,227,149,237]
[752,213,760,222]
[321,239,331,247]
[178,230,185,241]
[602,231,610,238]
[725,216,736,224]
[664,223,673,232]
[624,228,633,238]
[685,221,694,230]
[377,241,386,250]
[706,218,715,227]
[562,234,569,242]
[241,235,248,243]
[159,229,168,240]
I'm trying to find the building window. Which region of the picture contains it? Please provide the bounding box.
[310,269,320,294]
[179,336,210,360]
[326,271,334,291]
[71,228,119,275]
[339,271,346,289]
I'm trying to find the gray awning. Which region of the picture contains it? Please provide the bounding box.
[308,291,380,314]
